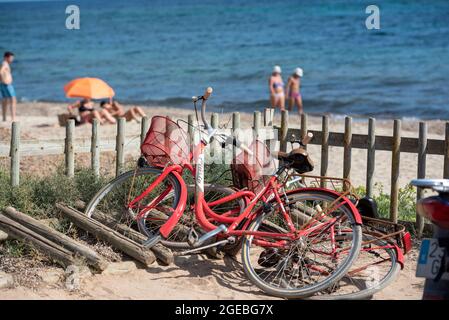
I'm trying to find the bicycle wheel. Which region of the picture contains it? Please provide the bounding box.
[310,234,400,300]
[85,167,182,240]
[241,189,362,298]
[137,183,246,251]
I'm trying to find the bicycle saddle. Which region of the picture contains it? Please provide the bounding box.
[274,148,314,174]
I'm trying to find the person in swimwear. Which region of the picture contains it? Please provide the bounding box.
[1,52,16,122]
[100,99,146,123]
[268,65,285,111]
[286,67,304,115]
[67,98,116,125]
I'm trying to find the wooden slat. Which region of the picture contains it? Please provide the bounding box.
[416,122,427,236]
[10,122,20,186]
[115,117,125,176]
[366,118,376,197]
[284,128,446,155]
[65,119,75,177]
[444,122,449,178]
[264,108,274,127]
[279,110,288,152]
[343,117,352,182]
[301,113,308,150]
[140,116,149,145]
[91,119,100,176]
[320,116,329,188]
[253,111,261,140]
[390,120,401,223]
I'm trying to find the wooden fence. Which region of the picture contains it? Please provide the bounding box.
[1,108,448,234]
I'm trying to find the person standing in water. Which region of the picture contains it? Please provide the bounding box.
[286,67,304,115]
[268,65,285,111]
[0,52,16,122]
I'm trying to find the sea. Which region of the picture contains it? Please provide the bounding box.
[0,0,448,119]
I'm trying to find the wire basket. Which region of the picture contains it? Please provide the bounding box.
[141,116,190,167]
[231,140,276,193]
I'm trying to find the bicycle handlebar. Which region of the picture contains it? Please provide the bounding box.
[201,87,213,131]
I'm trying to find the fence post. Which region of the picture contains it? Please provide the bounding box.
[115,117,125,177]
[188,114,194,153]
[210,113,219,158]
[91,119,100,177]
[300,113,308,149]
[416,122,427,236]
[140,116,149,145]
[65,119,75,178]
[444,123,449,179]
[264,108,273,127]
[10,122,20,186]
[390,119,401,223]
[279,110,288,152]
[320,116,329,188]
[343,116,352,183]
[232,112,240,158]
[366,118,376,197]
[253,111,261,140]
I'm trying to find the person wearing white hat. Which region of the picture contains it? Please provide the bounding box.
[286,67,304,115]
[268,65,285,110]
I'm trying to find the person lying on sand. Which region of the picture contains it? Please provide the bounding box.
[286,67,304,116]
[67,98,116,125]
[268,65,285,111]
[100,100,146,123]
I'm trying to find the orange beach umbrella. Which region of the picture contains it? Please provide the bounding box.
[64,77,115,99]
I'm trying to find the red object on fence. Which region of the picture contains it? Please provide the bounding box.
[141,116,190,167]
[231,140,276,193]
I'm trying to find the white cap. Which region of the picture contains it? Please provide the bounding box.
[273,65,282,74]
[294,67,303,77]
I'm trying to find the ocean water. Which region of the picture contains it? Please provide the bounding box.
[0,0,448,119]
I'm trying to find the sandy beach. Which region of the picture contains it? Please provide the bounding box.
[1,101,447,192]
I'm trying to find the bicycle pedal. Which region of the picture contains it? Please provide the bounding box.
[187,228,199,246]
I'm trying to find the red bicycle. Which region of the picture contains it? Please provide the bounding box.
[85,88,364,298]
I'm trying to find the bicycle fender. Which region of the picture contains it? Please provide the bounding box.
[159,171,188,239]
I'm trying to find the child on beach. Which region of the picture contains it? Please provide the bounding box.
[67,98,116,125]
[100,100,146,123]
[286,67,304,115]
[0,52,16,122]
[268,65,285,111]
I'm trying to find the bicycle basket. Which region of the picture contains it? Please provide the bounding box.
[141,116,190,167]
[231,140,276,193]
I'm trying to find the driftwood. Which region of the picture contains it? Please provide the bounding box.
[2,207,108,270]
[0,213,74,267]
[56,203,156,266]
[73,200,173,265]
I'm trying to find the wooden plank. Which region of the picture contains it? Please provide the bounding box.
[73,200,173,266]
[2,207,108,270]
[445,122,449,178]
[0,213,75,268]
[210,113,219,158]
[279,110,288,152]
[91,119,100,176]
[301,113,308,150]
[320,116,329,188]
[253,111,261,140]
[264,108,274,127]
[10,121,20,186]
[140,116,149,145]
[188,114,194,153]
[416,122,427,237]
[56,203,156,266]
[284,127,446,155]
[390,120,401,223]
[343,116,352,182]
[366,118,376,197]
[232,112,240,157]
[65,119,75,177]
[115,117,125,176]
